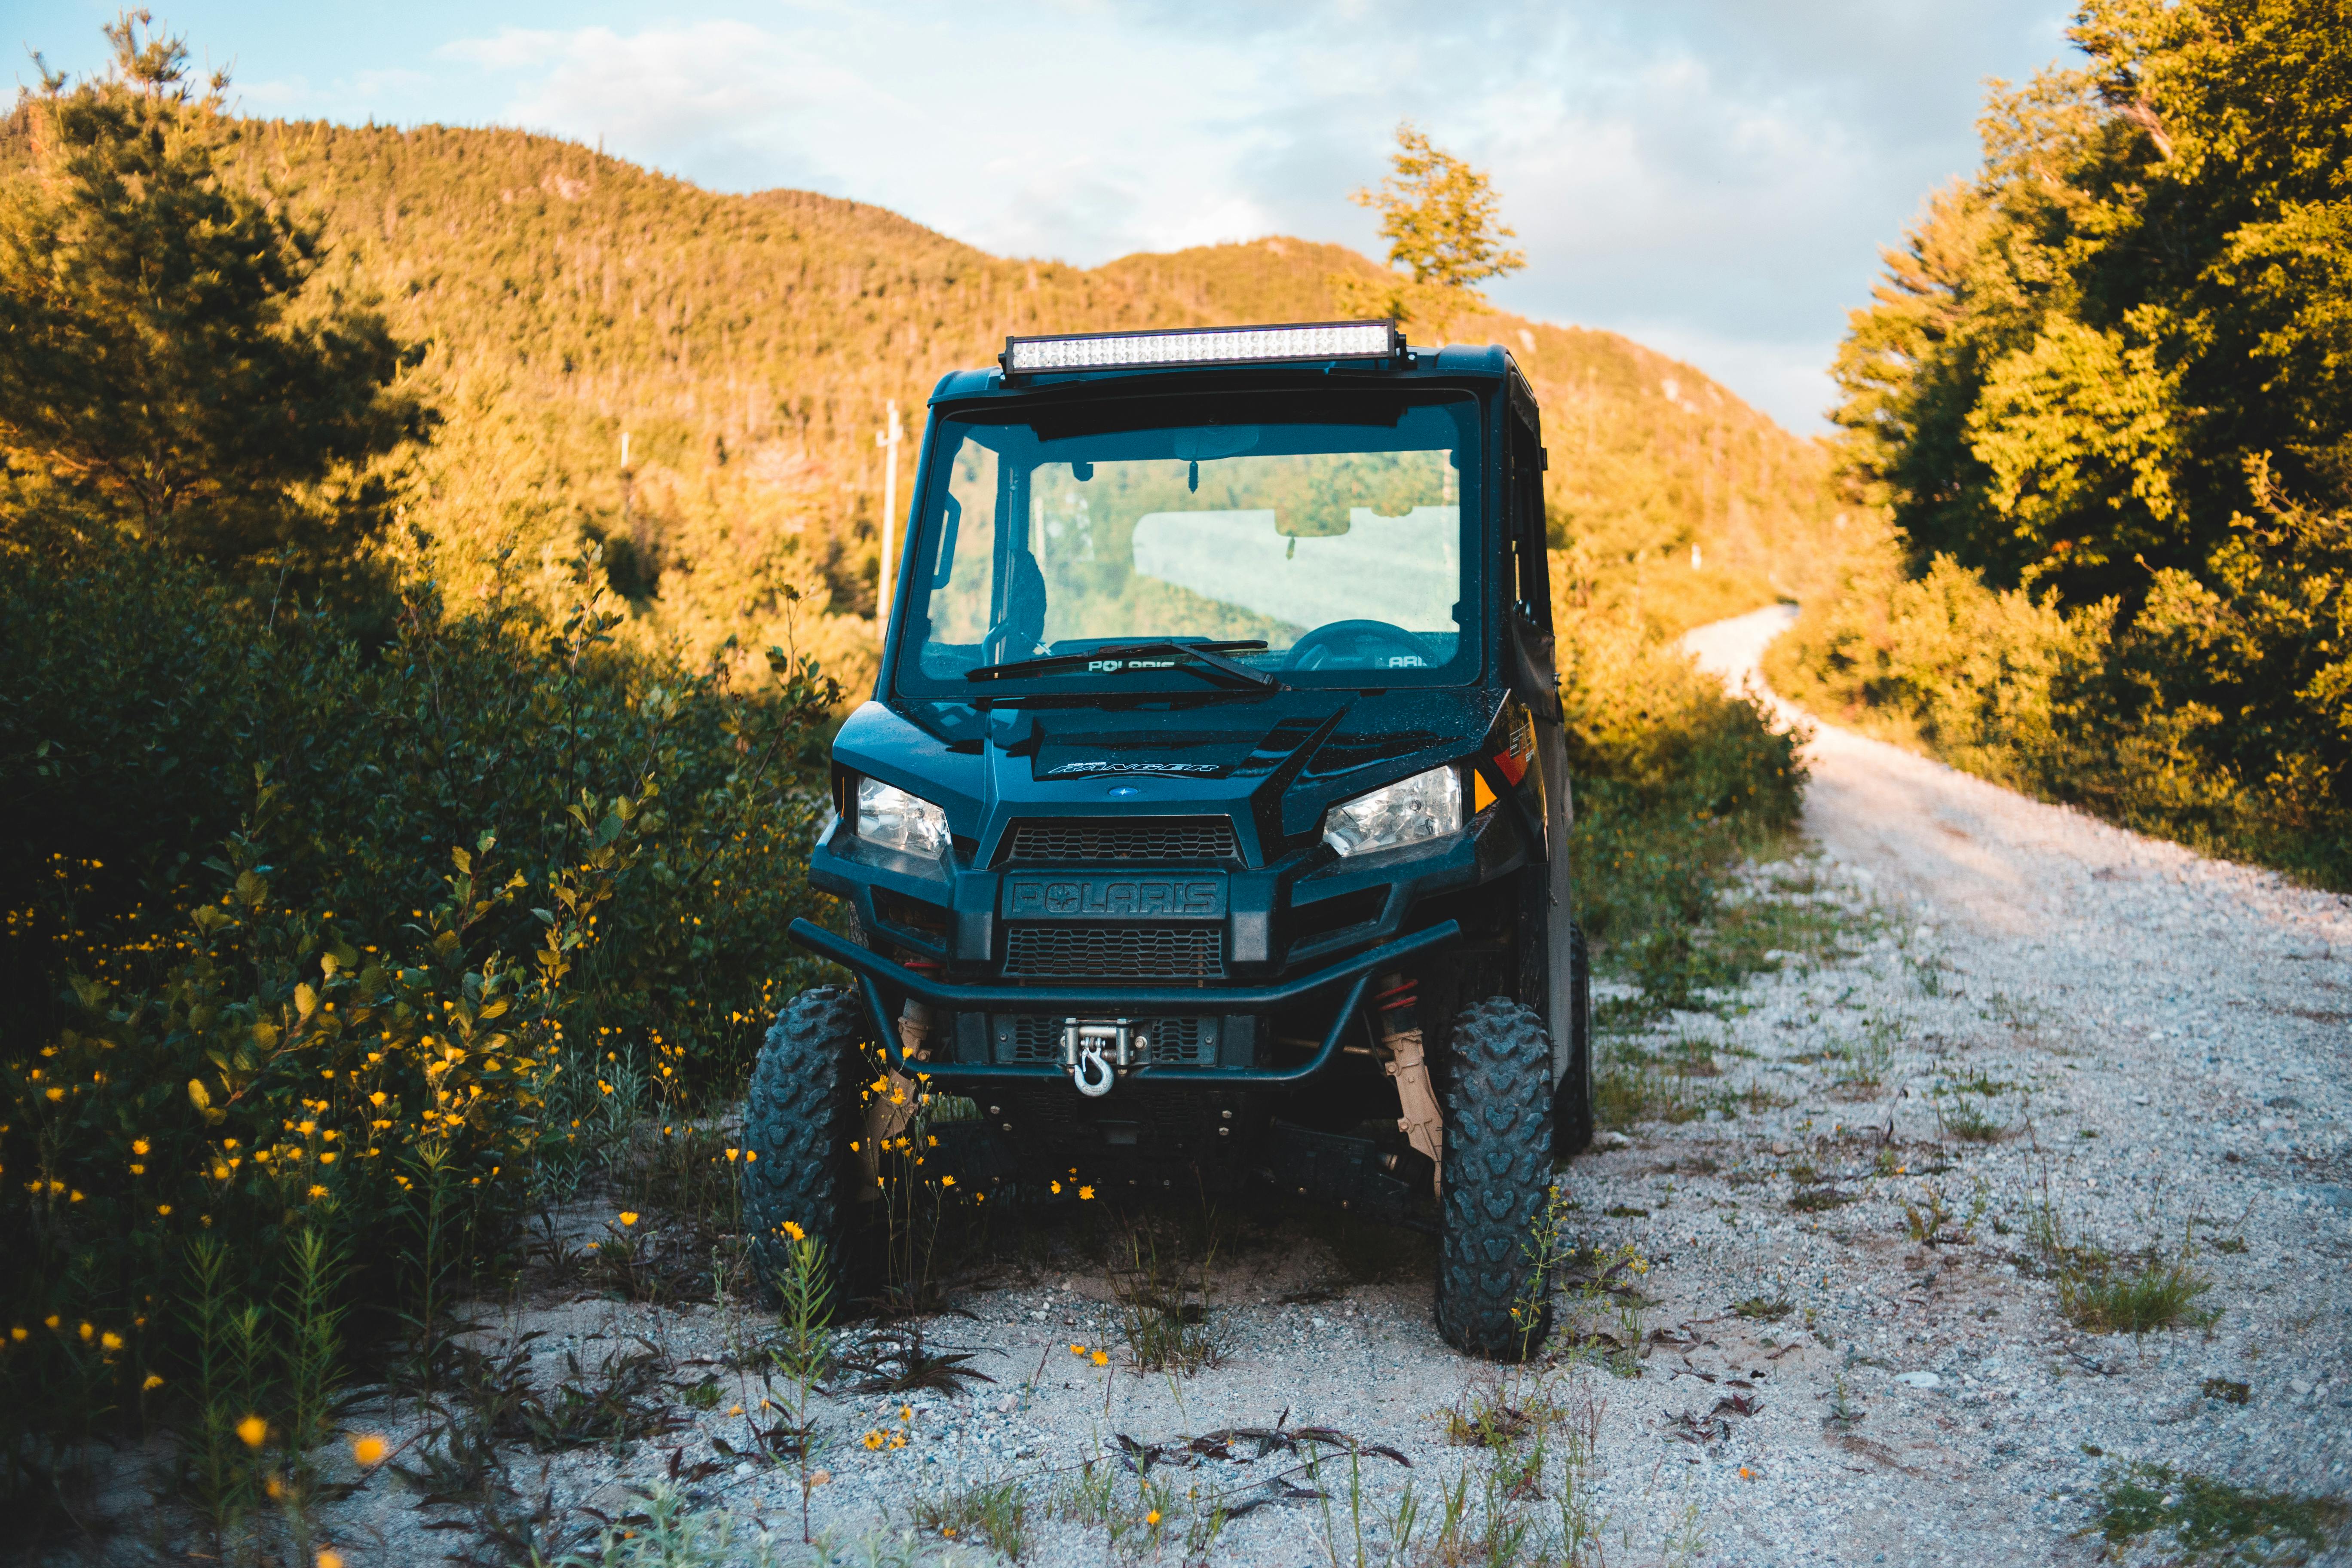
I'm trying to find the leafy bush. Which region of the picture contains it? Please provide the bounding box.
[1770,497,2352,885]
[1558,573,1807,995]
[0,533,839,1487]
[1809,0,2352,885]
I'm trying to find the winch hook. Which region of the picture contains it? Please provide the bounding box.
[1072,1041,1115,1098]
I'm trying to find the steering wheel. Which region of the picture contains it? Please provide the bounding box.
[1285,619,1437,673]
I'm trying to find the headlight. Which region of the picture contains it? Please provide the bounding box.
[1323,765,1463,857]
[855,777,950,858]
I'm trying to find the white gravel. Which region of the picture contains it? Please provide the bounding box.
[74,606,2352,1566]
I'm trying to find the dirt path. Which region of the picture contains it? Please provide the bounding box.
[113,609,2347,1568]
[1668,603,2352,1563]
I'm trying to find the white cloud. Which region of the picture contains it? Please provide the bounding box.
[422,0,2071,431]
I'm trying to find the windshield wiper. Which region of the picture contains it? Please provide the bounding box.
[966,640,1287,690]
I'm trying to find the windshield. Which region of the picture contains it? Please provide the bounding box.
[891,392,1479,697]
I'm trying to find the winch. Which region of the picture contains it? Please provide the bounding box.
[1061,1017,1148,1096]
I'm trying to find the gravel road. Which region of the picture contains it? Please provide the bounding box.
[115,606,2349,1568]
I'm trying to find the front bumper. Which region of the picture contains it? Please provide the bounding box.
[786,917,1461,1087]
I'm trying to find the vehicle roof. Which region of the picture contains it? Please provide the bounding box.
[927,342,1521,407]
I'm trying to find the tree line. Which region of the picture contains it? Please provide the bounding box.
[1776,0,2352,884]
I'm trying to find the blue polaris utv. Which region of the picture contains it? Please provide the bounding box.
[741,322,1589,1357]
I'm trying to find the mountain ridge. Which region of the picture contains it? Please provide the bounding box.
[6,112,1843,680]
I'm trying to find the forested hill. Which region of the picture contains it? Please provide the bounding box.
[4,113,1838,679]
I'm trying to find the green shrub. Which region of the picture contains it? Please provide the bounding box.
[1560,587,1806,999]
[1809,2,2352,888]
[1770,515,2352,887]
[0,533,840,1485]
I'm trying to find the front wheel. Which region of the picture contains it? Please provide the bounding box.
[741,986,865,1298]
[1435,997,1554,1359]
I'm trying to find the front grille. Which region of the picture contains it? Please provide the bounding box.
[995,1015,1216,1066]
[1003,925,1224,979]
[1004,816,1238,864]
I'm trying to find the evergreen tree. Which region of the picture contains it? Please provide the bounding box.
[0,11,427,576]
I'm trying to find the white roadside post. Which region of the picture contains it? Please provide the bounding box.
[876,400,903,636]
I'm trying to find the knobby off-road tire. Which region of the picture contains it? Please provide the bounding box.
[742,986,864,1300]
[1436,997,1555,1359]
[1553,924,1595,1158]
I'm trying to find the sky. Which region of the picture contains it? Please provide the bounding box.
[12,0,2077,432]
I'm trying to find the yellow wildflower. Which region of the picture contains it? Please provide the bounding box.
[781,1220,806,1242]
[353,1435,388,1466]
[237,1415,267,1448]
[862,1430,884,1450]
[143,1374,164,1391]
[101,1331,123,1351]
[618,1211,639,1227]
[1091,1350,1109,1367]
[131,1139,150,1156]
[1078,1185,1094,1200]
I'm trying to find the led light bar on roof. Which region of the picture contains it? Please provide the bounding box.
[1002,320,1404,376]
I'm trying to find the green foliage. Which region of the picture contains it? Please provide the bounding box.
[1332,122,1525,337]
[2099,1463,2348,1562]
[1559,561,1807,992]
[1835,0,2352,599]
[178,1225,349,1556]
[0,21,426,580]
[0,533,840,1494]
[1801,0,2352,885]
[913,1477,1029,1559]
[1767,549,2103,789]
[1770,497,2352,881]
